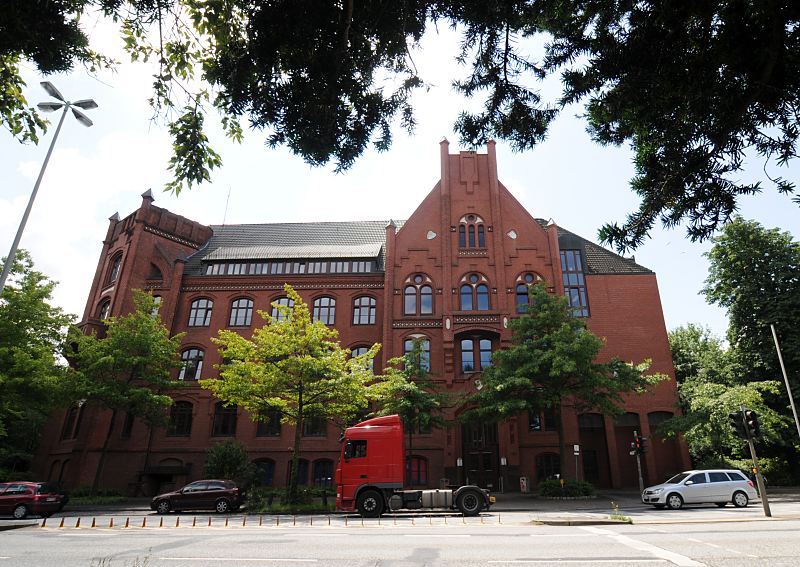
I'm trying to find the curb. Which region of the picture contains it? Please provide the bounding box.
[0,521,39,531]
[535,519,630,526]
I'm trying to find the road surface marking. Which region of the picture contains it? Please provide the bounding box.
[489,561,666,564]
[581,527,707,567]
[403,534,471,538]
[159,559,316,563]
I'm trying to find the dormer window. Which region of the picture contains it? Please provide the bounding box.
[458,215,486,248]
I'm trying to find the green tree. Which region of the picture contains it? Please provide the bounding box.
[704,218,800,389]
[668,324,738,387]
[204,439,254,486]
[464,283,661,475]
[0,250,74,477]
[202,284,379,503]
[5,2,798,248]
[372,338,447,481]
[69,290,183,494]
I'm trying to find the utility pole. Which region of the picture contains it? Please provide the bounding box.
[770,324,800,440]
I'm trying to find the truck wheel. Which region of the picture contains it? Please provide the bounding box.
[457,490,482,516]
[357,489,384,518]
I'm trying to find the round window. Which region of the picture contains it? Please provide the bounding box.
[525,274,535,283]
[414,275,423,284]
[467,214,476,222]
[469,274,479,283]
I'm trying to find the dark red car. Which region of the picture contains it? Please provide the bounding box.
[150,480,244,514]
[0,482,68,519]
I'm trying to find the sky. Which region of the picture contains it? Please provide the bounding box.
[2,16,798,339]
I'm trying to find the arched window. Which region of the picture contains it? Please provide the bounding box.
[460,337,493,372]
[459,273,490,310]
[353,296,376,325]
[179,348,204,380]
[312,297,336,325]
[407,456,428,486]
[98,299,111,320]
[253,459,275,487]
[271,297,294,322]
[351,346,374,371]
[458,214,486,248]
[212,402,237,436]
[302,415,327,437]
[188,298,213,326]
[403,274,434,315]
[106,253,123,284]
[229,298,253,326]
[515,273,543,313]
[167,401,193,436]
[404,336,431,372]
[313,459,334,487]
[288,459,310,486]
[535,453,560,482]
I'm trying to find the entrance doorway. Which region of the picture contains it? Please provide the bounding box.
[461,422,499,489]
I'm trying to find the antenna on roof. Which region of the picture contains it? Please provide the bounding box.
[222,186,232,226]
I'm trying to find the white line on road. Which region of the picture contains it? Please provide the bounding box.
[489,561,667,564]
[158,559,316,563]
[581,527,707,567]
[403,534,471,538]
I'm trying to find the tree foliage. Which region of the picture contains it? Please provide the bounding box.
[372,338,448,471]
[204,439,254,485]
[0,250,74,475]
[203,284,380,503]
[69,290,183,492]
[4,2,798,248]
[464,283,661,473]
[662,324,794,474]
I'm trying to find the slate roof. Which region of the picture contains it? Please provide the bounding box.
[184,221,399,275]
[551,224,652,274]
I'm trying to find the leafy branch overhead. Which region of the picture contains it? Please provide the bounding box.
[3,1,799,248]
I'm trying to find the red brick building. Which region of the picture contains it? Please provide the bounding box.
[34,142,690,495]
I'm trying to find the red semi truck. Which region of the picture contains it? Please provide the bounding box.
[335,414,494,517]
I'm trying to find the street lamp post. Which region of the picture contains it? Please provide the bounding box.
[0,81,97,296]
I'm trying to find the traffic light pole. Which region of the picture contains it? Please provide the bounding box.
[740,405,771,517]
[634,430,644,493]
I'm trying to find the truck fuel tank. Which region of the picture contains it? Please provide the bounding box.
[421,489,453,508]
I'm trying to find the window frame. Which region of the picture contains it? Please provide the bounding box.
[312,296,336,325]
[188,298,214,327]
[211,402,238,437]
[353,296,377,325]
[106,253,123,285]
[229,297,254,327]
[459,273,491,311]
[167,401,193,437]
[178,348,204,381]
[271,296,294,322]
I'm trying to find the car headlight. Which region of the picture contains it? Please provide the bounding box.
[649,488,663,494]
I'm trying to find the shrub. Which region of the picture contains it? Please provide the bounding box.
[245,486,335,513]
[204,439,255,486]
[537,479,595,497]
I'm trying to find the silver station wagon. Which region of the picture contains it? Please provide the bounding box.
[642,469,758,510]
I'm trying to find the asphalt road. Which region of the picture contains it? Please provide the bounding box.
[2,514,800,567]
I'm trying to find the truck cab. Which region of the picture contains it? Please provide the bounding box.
[335,414,493,517]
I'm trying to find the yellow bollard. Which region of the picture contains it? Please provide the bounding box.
[293,516,296,526]
[208,517,212,527]
[192,517,196,528]
[91,517,96,528]
[224,516,229,527]
[40,518,47,528]
[176,517,180,528]
[75,517,81,528]
[109,518,114,528]
[125,517,129,528]
[277,516,280,526]
[259,515,263,527]
[58,517,65,529]
[159,517,163,528]
[242,515,247,527]
[142,516,146,528]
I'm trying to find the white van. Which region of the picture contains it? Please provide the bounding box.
[642,469,758,510]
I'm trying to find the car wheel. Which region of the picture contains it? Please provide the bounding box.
[156,500,171,514]
[215,498,232,514]
[732,491,749,508]
[356,489,384,518]
[457,490,483,516]
[652,504,665,509]
[715,502,727,508]
[12,504,29,520]
[666,493,683,510]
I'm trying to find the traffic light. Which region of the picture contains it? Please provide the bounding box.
[728,410,747,439]
[632,434,648,454]
[744,409,760,437]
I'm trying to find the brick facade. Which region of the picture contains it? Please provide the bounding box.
[33,142,690,495]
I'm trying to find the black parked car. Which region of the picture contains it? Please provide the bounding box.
[150,480,244,514]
